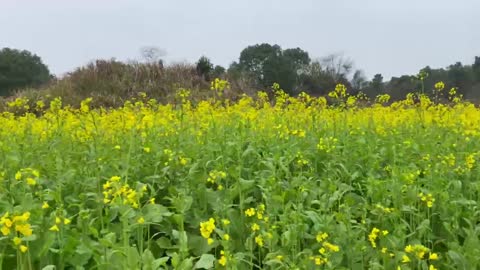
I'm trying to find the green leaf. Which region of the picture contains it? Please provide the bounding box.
[127,246,140,269]
[144,204,172,223]
[177,258,194,270]
[188,235,212,256]
[153,257,170,268]
[141,249,155,270]
[194,254,215,269]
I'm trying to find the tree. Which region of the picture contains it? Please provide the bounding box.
[371,73,384,93]
[196,56,214,81]
[447,62,472,95]
[235,43,310,93]
[385,75,417,100]
[212,65,226,78]
[0,48,51,96]
[473,56,480,81]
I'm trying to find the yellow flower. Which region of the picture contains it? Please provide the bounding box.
[255,235,264,247]
[19,245,28,253]
[314,256,326,265]
[319,247,326,254]
[179,157,188,165]
[434,81,445,91]
[244,208,256,217]
[316,232,329,242]
[207,238,214,245]
[429,265,437,270]
[26,177,36,186]
[149,198,155,204]
[114,145,121,150]
[143,147,151,153]
[50,225,59,232]
[381,247,387,254]
[55,217,61,224]
[402,255,411,263]
[1,226,10,236]
[368,227,380,248]
[222,219,230,225]
[15,171,22,180]
[218,251,227,266]
[199,218,216,239]
[110,176,121,182]
[1,218,12,228]
[13,212,30,223]
[15,224,32,237]
[42,202,50,209]
[429,253,439,260]
[276,255,283,260]
[405,245,413,253]
[223,234,230,241]
[417,250,426,259]
[323,241,340,252]
[13,237,22,246]
[217,184,224,191]
[64,218,71,225]
[137,217,145,224]
[251,223,260,232]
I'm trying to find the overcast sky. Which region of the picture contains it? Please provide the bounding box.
[1,0,478,80]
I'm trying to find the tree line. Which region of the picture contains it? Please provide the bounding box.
[1,45,480,103]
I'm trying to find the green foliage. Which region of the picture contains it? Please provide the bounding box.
[0,48,51,96]
[212,65,226,79]
[196,56,214,81]
[234,43,310,94]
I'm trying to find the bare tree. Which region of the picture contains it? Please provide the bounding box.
[140,46,167,63]
[321,53,353,82]
[352,69,367,90]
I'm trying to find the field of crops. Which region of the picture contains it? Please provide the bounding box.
[0,82,479,270]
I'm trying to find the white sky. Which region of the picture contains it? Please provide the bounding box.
[1,0,478,80]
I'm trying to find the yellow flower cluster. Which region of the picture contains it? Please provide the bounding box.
[245,204,267,221]
[211,78,230,96]
[328,84,347,99]
[15,168,40,186]
[375,204,395,214]
[310,231,340,266]
[317,136,338,153]
[218,250,227,266]
[434,81,445,91]
[199,218,216,242]
[465,153,476,170]
[375,94,391,104]
[368,227,388,248]
[0,212,32,237]
[296,152,309,166]
[418,192,435,208]
[402,244,439,269]
[102,176,144,208]
[206,170,227,190]
[49,215,72,232]
[0,212,32,253]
